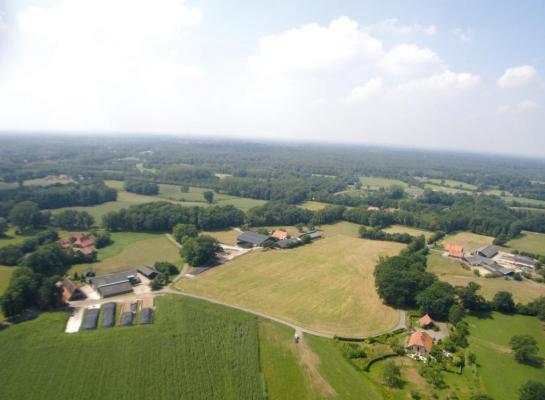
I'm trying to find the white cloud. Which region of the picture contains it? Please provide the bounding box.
[497,65,538,88]
[370,18,437,36]
[497,100,541,114]
[349,77,384,102]
[379,44,443,76]
[0,11,7,31]
[452,28,471,43]
[398,70,480,93]
[248,16,383,75]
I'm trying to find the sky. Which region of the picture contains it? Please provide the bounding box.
[0,0,544,157]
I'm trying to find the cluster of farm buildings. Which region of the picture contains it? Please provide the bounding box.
[236,229,322,248]
[58,232,97,256]
[444,243,536,276]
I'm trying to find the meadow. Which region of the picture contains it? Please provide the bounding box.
[466,312,545,400]
[427,253,545,303]
[70,233,180,276]
[383,224,434,239]
[202,229,240,245]
[507,231,545,256]
[440,231,494,252]
[422,178,478,191]
[176,228,404,337]
[359,176,408,188]
[299,201,330,211]
[0,295,264,400]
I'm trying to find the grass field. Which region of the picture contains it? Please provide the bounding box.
[299,201,330,211]
[0,295,264,400]
[0,227,31,248]
[359,176,409,188]
[466,312,545,400]
[23,177,74,186]
[507,231,545,256]
[176,231,404,337]
[320,221,362,238]
[70,234,180,276]
[202,229,240,245]
[384,224,434,239]
[424,178,478,191]
[0,265,16,321]
[427,253,545,303]
[424,183,473,194]
[440,231,494,252]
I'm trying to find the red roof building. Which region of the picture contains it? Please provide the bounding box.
[418,314,434,328]
[445,244,464,258]
[407,331,433,354]
[58,232,96,256]
[271,230,289,240]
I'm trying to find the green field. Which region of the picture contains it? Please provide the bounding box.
[0,227,31,248]
[424,183,473,194]
[466,313,545,400]
[359,176,408,188]
[427,253,545,303]
[177,228,404,337]
[70,234,180,275]
[0,295,264,400]
[384,224,434,239]
[440,231,494,252]
[0,265,16,321]
[507,231,545,256]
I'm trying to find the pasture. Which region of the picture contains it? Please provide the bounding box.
[507,231,545,256]
[176,232,404,337]
[383,224,434,239]
[0,295,264,400]
[427,253,545,303]
[359,176,408,188]
[440,231,494,252]
[466,313,545,400]
[70,234,180,276]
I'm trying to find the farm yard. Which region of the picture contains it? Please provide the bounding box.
[507,231,545,256]
[0,295,264,400]
[176,230,404,337]
[427,253,545,303]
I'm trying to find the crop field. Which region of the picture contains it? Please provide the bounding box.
[440,231,494,252]
[427,253,545,303]
[298,201,330,211]
[383,224,434,239]
[507,231,545,256]
[0,295,264,400]
[71,234,180,276]
[176,231,404,337]
[466,313,545,400]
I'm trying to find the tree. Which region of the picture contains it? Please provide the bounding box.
[54,210,95,230]
[416,281,456,320]
[173,223,199,244]
[154,261,179,276]
[180,235,221,267]
[448,304,465,325]
[38,275,63,309]
[203,190,214,204]
[95,231,112,249]
[0,217,8,236]
[492,291,516,313]
[9,201,47,232]
[382,361,402,388]
[456,282,487,311]
[519,381,545,400]
[24,244,70,276]
[510,335,543,366]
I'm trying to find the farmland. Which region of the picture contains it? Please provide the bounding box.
[440,231,494,252]
[202,229,240,245]
[466,312,545,400]
[427,253,545,303]
[359,176,408,188]
[0,295,264,400]
[383,224,434,239]
[507,231,545,256]
[70,234,180,276]
[176,231,404,337]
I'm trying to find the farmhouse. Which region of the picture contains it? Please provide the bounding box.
[58,232,96,256]
[418,314,434,328]
[236,231,272,248]
[60,277,86,302]
[476,245,498,259]
[445,244,464,258]
[271,229,289,240]
[407,331,433,354]
[89,270,139,298]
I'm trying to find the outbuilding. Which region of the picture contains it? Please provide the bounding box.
[236,231,272,248]
[61,277,86,302]
[137,266,158,279]
[476,245,498,259]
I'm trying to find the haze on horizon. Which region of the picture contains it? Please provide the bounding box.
[0,0,544,157]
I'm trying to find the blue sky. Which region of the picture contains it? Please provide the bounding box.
[0,0,544,156]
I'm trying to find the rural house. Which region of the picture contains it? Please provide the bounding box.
[418,314,434,328]
[445,244,464,258]
[271,229,289,240]
[407,331,433,354]
[236,231,272,248]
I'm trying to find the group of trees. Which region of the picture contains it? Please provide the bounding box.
[102,202,245,232]
[8,201,50,233]
[124,180,159,195]
[150,261,179,290]
[53,209,95,230]
[180,235,221,267]
[359,226,415,244]
[0,229,59,266]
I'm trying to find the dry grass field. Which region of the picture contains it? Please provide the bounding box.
[176,231,404,337]
[427,253,545,303]
[202,229,240,245]
[507,231,545,256]
[440,231,494,252]
[383,224,433,239]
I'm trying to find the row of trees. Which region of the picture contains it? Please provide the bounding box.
[124,180,159,195]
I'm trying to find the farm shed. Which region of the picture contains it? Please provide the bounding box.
[299,231,322,241]
[463,255,512,276]
[476,245,498,258]
[81,308,100,330]
[275,238,300,249]
[236,231,272,248]
[140,308,153,324]
[102,302,116,328]
[137,266,158,279]
[97,281,133,298]
[90,270,139,298]
[61,277,86,302]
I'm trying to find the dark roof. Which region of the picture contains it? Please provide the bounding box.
[90,270,137,288]
[237,231,271,245]
[140,308,153,324]
[102,302,116,328]
[482,262,512,276]
[476,245,498,258]
[276,238,300,248]
[137,266,158,278]
[464,254,497,267]
[62,277,77,294]
[300,231,322,240]
[120,312,133,327]
[97,281,133,298]
[81,308,100,330]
